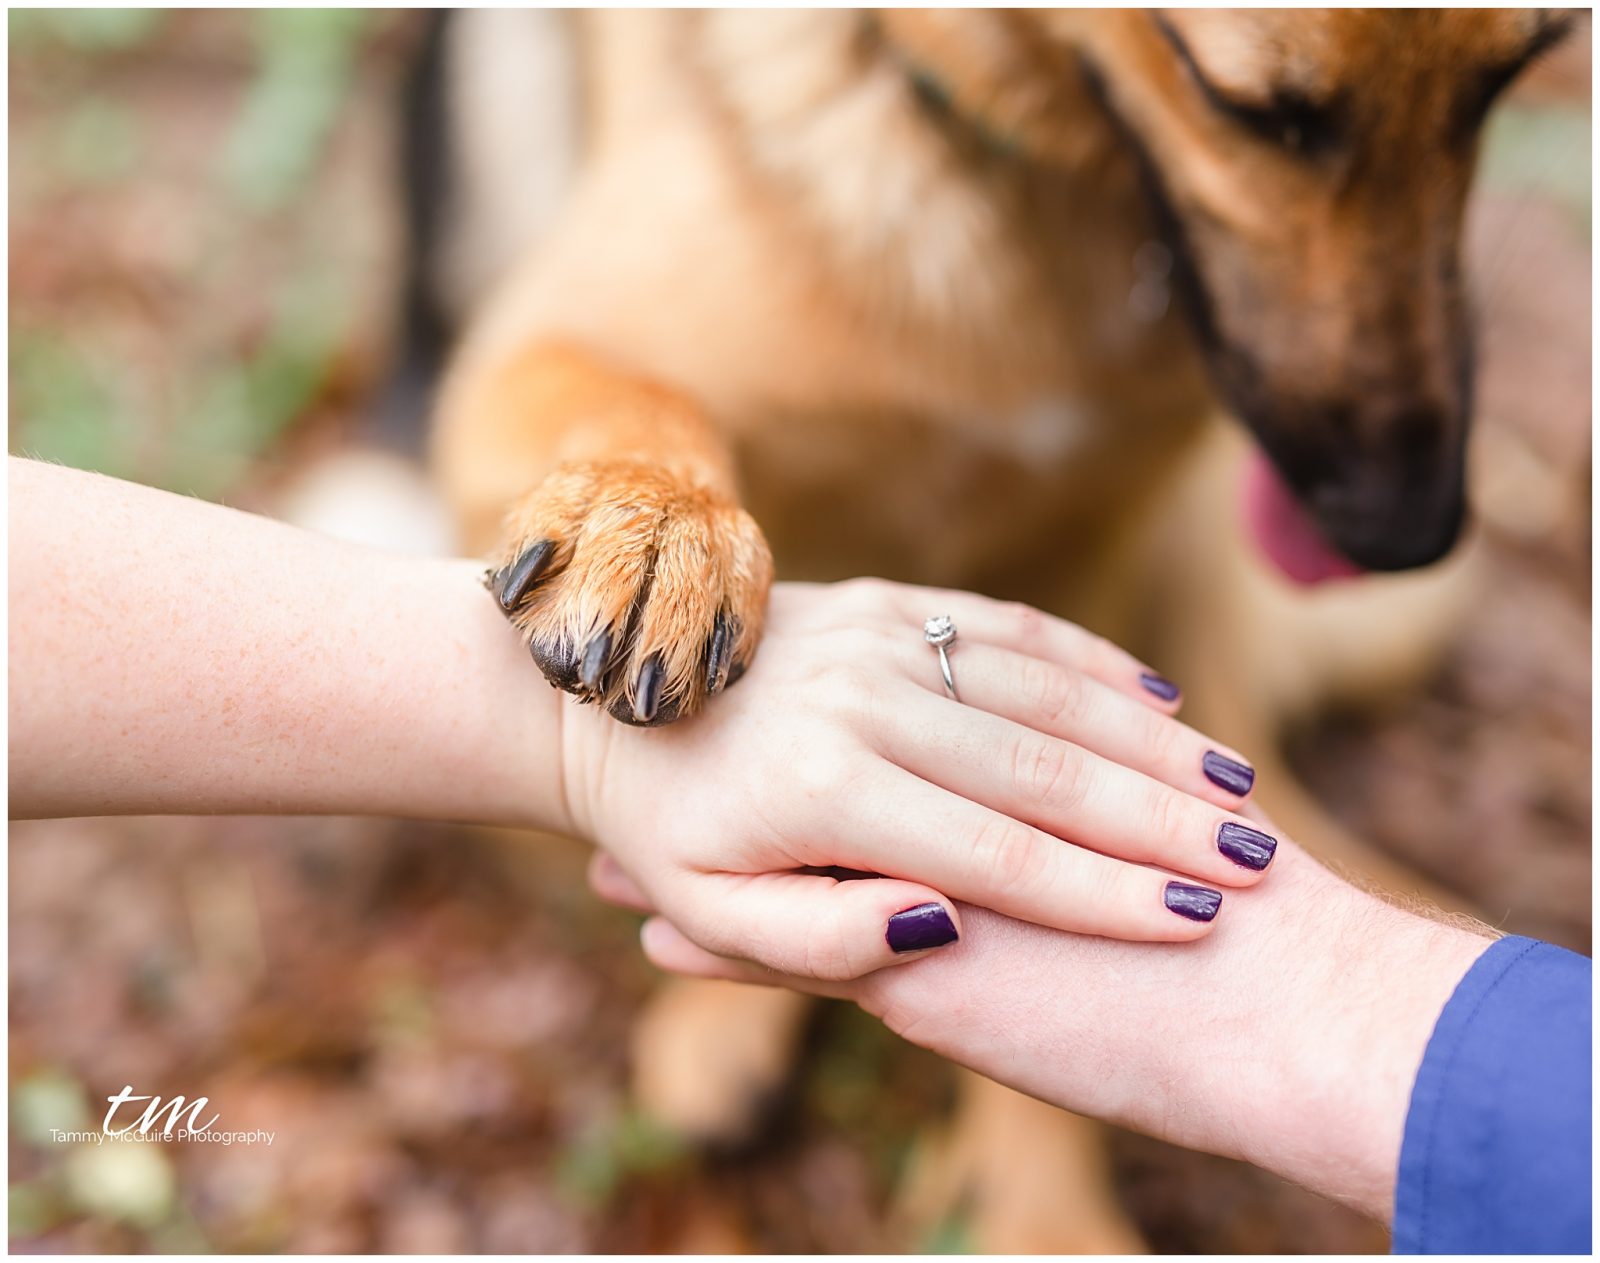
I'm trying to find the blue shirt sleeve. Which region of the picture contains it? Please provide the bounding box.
[1393,935,1592,1255]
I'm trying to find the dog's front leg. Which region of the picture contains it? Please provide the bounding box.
[435,341,772,726]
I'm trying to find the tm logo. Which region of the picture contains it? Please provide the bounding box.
[102,1086,218,1138]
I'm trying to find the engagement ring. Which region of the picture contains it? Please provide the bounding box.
[924,614,959,701]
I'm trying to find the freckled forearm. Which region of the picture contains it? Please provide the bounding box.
[8,457,572,832]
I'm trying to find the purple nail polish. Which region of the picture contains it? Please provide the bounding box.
[1139,672,1181,702]
[1217,821,1277,871]
[1203,750,1256,796]
[1164,881,1222,922]
[887,903,959,953]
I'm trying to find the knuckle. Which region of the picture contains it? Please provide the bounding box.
[802,904,861,982]
[1056,848,1130,921]
[1087,861,1142,925]
[822,666,893,736]
[1010,733,1057,800]
[809,735,881,804]
[1144,785,1196,853]
[838,575,880,597]
[790,744,856,802]
[1019,657,1083,730]
[830,924,867,982]
[814,653,877,699]
[1143,714,1184,766]
[809,622,879,665]
[843,625,899,665]
[836,575,893,613]
[796,902,851,979]
[1087,631,1130,675]
[798,928,828,980]
[969,814,1050,901]
[1011,733,1088,813]
[1004,600,1045,642]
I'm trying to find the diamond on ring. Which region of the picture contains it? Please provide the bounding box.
[924,615,959,701]
[924,614,956,647]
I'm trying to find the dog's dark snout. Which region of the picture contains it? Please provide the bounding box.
[1309,471,1466,571]
[1304,401,1468,571]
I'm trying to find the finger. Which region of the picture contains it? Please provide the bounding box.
[823,766,1226,941]
[885,586,1183,712]
[911,642,1256,807]
[639,918,856,1000]
[874,686,1277,888]
[587,851,657,913]
[665,870,964,981]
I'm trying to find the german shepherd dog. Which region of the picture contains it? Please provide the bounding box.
[400,9,1574,1250]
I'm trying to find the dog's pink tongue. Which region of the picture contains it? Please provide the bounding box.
[1242,450,1365,585]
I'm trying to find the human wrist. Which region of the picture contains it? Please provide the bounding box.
[1236,864,1490,1220]
[553,692,607,844]
[422,559,579,837]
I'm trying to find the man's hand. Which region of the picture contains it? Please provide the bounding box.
[592,834,1492,1222]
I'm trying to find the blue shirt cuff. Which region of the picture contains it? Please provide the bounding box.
[1393,935,1592,1254]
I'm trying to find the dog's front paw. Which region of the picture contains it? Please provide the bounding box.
[487,461,773,726]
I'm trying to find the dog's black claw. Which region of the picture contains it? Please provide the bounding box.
[607,687,681,728]
[632,655,664,724]
[605,652,681,727]
[495,539,556,613]
[579,629,614,693]
[705,613,734,695]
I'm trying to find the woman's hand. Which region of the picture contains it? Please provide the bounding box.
[559,578,1280,981]
[595,835,1493,1222]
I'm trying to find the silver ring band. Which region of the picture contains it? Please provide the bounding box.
[923,615,959,702]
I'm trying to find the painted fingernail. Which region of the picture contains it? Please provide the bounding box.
[579,629,613,692]
[1217,821,1277,871]
[633,655,663,724]
[1164,881,1222,922]
[1139,672,1181,702]
[887,902,959,953]
[1202,751,1255,796]
[706,613,733,695]
[496,539,556,612]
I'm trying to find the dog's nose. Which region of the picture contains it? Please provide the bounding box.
[1303,406,1468,571]
[1309,475,1466,570]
